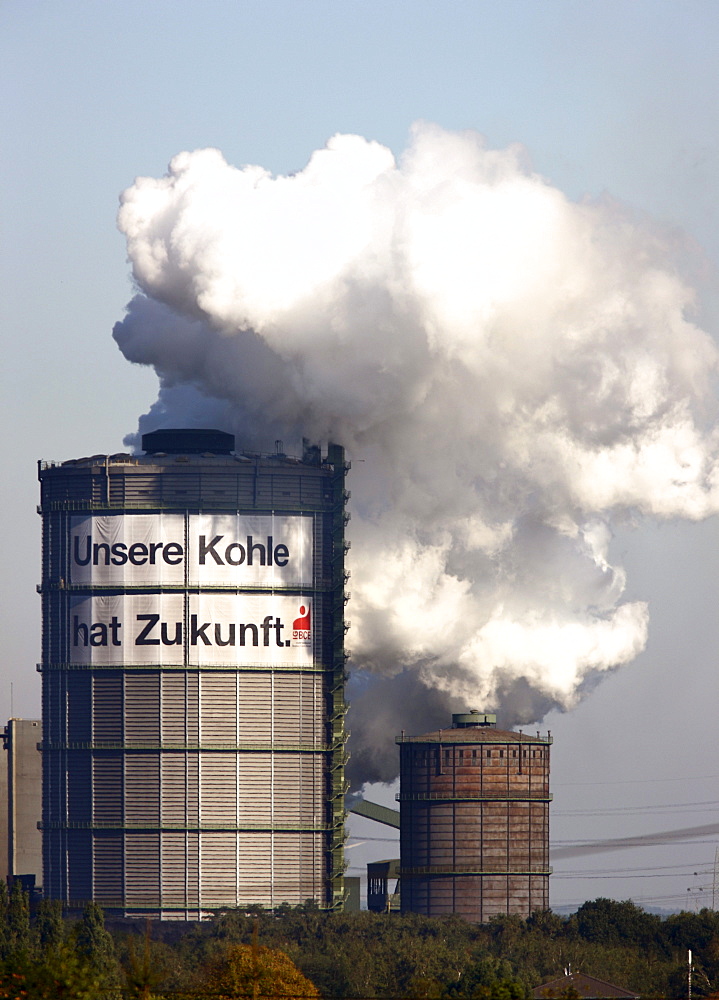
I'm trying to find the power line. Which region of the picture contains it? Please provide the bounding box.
[553,872,709,880]
[555,860,711,876]
[555,774,719,787]
[554,799,719,817]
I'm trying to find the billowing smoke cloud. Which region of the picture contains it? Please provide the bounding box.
[114,123,719,787]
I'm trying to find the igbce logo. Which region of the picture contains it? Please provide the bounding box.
[292,604,311,645]
[69,514,312,586]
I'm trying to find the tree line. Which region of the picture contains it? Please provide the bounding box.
[1,889,718,998]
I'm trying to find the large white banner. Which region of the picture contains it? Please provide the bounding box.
[189,514,312,587]
[70,515,185,586]
[69,514,313,587]
[69,594,315,666]
[69,593,185,665]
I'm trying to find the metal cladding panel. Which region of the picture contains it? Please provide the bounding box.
[125,832,160,904]
[125,675,160,742]
[161,831,194,905]
[92,754,123,824]
[161,755,194,824]
[67,830,92,902]
[40,446,348,917]
[398,727,551,922]
[125,755,160,824]
[68,754,92,825]
[94,831,123,903]
[93,675,123,741]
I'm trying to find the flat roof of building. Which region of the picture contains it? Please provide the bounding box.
[397,727,551,745]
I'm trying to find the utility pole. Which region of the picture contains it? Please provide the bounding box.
[688,948,692,1000]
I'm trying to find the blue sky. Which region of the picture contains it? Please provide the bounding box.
[2,0,719,912]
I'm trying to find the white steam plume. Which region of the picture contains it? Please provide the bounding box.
[114,124,719,786]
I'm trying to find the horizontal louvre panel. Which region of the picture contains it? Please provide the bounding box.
[238,755,271,824]
[299,477,323,503]
[186,674,199,744]
[200,754,237,824]
[67,674,92,742]
[43,672,64,743]
[44,755,66,833]
[125,674,160,742]
[117,474,162,504]
[161,674,188,743]
[44,829,64,899]
[274,754,324,824]
[162,832,189,904]
[200,675,237,743]
[93,754,123,823]
[93,674,123,741]
[125,832,160,903]
[238,675,272,741]
[272,832,324,905]
[93,832,123,901]
[125,754,160,824]
[233,832,324,907]
[67,830,93,902]
[186,754,200,823]
[237,832,273,906]
[159,753,200,825]
[67,754,92,824]
[200,832,237,905]
[274,674,323,744]
[187,831,200,904]
[161,754,189,823]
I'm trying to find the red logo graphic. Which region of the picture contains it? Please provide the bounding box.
[292,604,311,643]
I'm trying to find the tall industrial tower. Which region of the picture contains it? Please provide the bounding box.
[0,719,43,888]
[397,712,551,921]
[39,430,349,918]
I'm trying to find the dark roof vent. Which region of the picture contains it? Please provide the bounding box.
[452,711,496,728]
[141,429,235,455]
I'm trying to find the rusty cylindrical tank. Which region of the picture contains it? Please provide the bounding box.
[397,711,551,921]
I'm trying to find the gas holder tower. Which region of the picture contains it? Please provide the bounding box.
[38,429,350,919]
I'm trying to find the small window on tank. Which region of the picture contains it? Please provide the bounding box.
[486,750,491,758]
[499,750,504,758]
[472,749,477,758]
